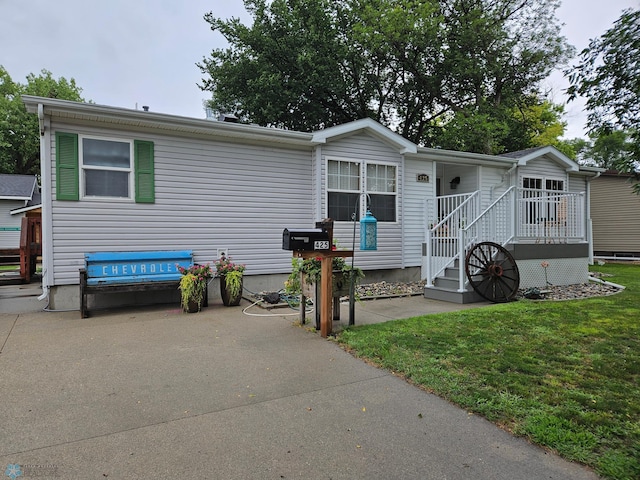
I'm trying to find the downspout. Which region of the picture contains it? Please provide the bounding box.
[401,154,406,269]
[424,160,438,284]
[37,103,45,136]
[314,146,322,219]
[37,104,53,302]
[489,163,517,202]
[585,171,601,265]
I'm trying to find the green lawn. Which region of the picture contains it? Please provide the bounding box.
[338,263,640,480]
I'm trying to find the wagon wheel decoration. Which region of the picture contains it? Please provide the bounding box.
[465,242,520,303]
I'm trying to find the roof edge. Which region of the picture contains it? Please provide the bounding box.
[512,146,579,172]
[22,95,314,146]
[10,204,42,215]
[413,146,516,167]
[312,118,418,154]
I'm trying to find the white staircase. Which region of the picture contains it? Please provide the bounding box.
[423,188,516,303]
[424,257,484,304]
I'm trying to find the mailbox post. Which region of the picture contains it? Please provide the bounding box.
[283,220,353,338]
[292,249,353,338]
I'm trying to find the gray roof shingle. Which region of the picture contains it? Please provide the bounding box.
[0,174,38,199]
[498,146,547,159]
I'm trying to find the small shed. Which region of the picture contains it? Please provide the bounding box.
[0,174,41,250]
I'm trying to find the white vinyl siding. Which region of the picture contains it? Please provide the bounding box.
[318,132,404,270]
[404,157,435,267]
[480,165,508,208]
[568,174,586,193]
[518,156,567,190]
[49,123,313,285]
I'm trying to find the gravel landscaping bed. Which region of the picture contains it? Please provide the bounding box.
[355,276,623,301]
[516,279,622,301]
[355,280,426,299]
[251,275,622,307]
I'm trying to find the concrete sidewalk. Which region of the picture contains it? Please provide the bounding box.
[0,286,598,479]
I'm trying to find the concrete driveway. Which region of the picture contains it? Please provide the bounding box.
[0,286,598,479]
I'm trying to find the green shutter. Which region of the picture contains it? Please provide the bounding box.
[55,132,79,200]
[134,140,155,203]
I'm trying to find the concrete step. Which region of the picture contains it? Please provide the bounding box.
[432,275,459,290]
[423,285,484,304]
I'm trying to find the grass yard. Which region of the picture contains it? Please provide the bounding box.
[338,263,640,480]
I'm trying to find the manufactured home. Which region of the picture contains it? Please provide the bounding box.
[23,96,602,310]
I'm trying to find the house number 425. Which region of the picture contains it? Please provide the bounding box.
[314,241,330,250]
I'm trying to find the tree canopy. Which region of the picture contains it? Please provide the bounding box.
[0,67,85,175]
[569,130,635,170]
[199,0,573,154]
[566,8,640,188]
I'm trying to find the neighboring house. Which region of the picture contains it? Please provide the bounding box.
[22,96,602,310]
[591,171,640,257]
[0,174,41,250]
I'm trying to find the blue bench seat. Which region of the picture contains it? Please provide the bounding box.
[79,250,198,318]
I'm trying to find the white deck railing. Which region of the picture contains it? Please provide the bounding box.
[424,188,587,291]
[425,192,480,286]
[516,188,585,243]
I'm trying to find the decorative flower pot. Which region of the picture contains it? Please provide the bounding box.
[302,271,352,298]
[220,274,243,306]
[184,299,201,313]
[332,271,352,297]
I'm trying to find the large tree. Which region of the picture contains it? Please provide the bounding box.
[566,8,640,188]
[199,0,572,154]
[0,67,85,175]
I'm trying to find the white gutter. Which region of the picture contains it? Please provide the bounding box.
[489,163,517,201]
[36,103,53,302]
[413,147,516,168]
[585,171,602,265]
[401,154,406,269]
[22,95,314,147]
[314,146,322,219]
[37,103,45,135]
[588,274,626,292]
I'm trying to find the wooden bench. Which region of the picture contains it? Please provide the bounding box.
[79,250,199,318]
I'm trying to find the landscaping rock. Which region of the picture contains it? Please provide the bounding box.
[516,280,622,301]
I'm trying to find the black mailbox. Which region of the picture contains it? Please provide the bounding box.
[282,228,331,251]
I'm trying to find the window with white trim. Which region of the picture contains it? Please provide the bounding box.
[55,131,155,203]
[521,176,565,224]
[545,178,564,191]
[327,159,397,222]
[81,137,133,198]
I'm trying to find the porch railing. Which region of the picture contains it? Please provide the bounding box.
[425,191,480,286]
[516,188,585,243]
[425,188,587,291]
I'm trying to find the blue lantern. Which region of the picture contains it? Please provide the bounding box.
[360,209,377,250]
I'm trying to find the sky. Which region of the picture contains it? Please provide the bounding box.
[1,0,638,140]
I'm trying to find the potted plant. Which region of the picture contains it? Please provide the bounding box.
[215,255,246,306]
[284,256,364,299]
[177,263,212,313]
